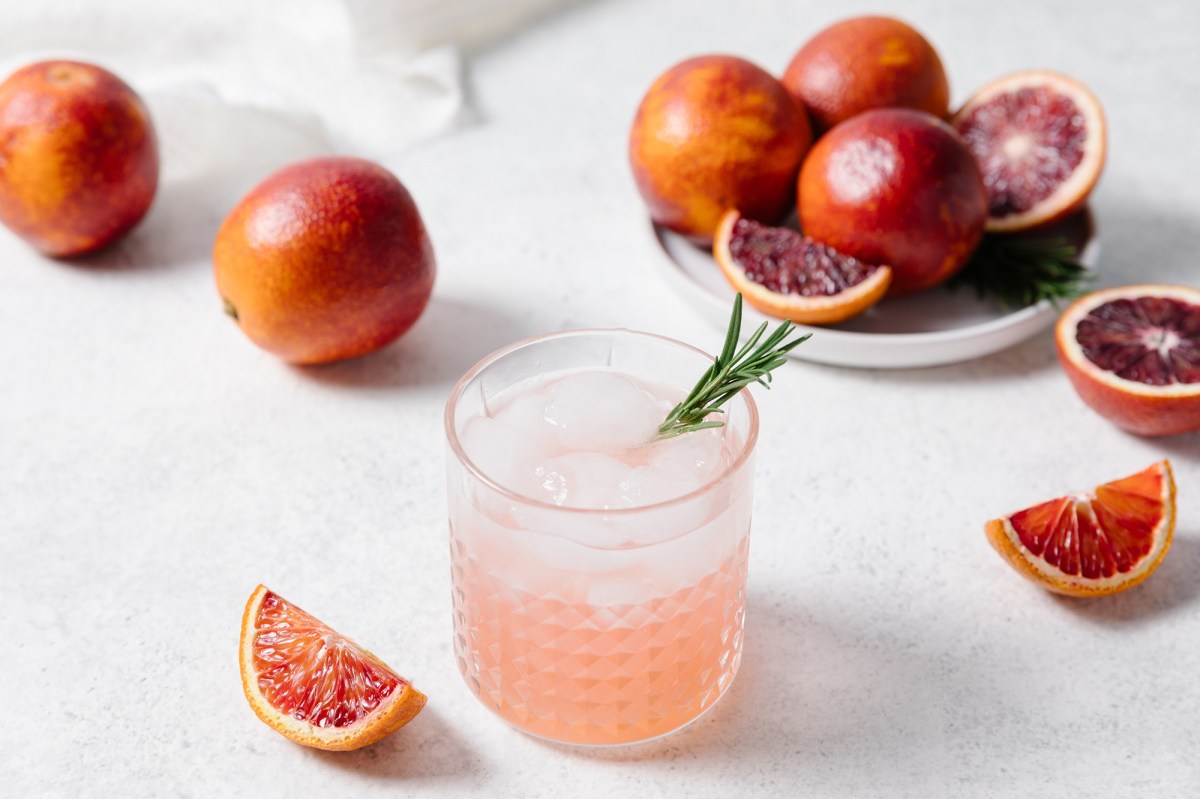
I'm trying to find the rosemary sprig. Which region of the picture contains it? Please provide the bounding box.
[949,233,1092,309]
[656,294,810,440]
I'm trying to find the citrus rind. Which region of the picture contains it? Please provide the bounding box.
[954,70,1106,233]
[713,209,892,325]
[1056,284,1200,399]
[1055,284,1200,436]
[238,584,427,751]
[984,461,1176,598]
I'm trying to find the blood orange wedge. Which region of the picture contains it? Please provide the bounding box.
[953,70,1106,232]
[713,209,891,325]
[239,585,426,751]
[1056,284,1200,436]
[985,461,1176,597]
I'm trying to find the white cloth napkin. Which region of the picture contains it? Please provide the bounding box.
[0,0,568,157]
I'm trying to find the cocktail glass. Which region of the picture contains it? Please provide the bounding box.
[444,329,759,746]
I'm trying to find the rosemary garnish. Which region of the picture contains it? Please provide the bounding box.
[656,294,810,440]
[949,233,1092,309]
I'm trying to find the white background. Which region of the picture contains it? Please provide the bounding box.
[2,0,1198,796]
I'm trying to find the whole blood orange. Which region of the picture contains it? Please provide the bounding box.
[713,209,891,325]
[953,70,1106,232]
[239,585,426,751]
[629,55,812,244]
[782,16,949,134]
[214,156,435,365]
[985,461,1175,597]
[1055,284,1200,436]
[0,60,158,256]
[797,109,987,295]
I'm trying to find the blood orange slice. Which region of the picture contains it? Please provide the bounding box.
[985,461,1175,597]
[239,585,426,751]
[953,70,1105,232]
[1055,284,1200,436]
[713,209,891,325]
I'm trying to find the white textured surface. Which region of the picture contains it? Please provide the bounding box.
[3,0,1200,796]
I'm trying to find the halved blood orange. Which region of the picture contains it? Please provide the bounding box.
[239,585,426,751]
[953,70,1106,232]
[985,461,1175,597]
[713,209,891,325]
[1056,284,1200,436]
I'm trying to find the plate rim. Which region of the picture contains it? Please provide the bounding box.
[651,221,1100,352]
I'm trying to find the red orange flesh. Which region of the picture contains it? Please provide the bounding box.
[985,461,1176,597]
[1055,284,1200,436]
[713,209,891,324]
[239,585,426,751]
[953,70,1106,232]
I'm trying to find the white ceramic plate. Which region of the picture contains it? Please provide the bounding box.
[651,218,1100,369]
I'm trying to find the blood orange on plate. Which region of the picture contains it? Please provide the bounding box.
[712,209,891,325]
[1055,284,1200,436]
[953,70,1105,232]
[239,585,426,751]
[781,15,950,133]
[985,461,1176,597]
[628,55,812,244]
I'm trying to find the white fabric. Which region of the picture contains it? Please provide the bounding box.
[0,0,567,157]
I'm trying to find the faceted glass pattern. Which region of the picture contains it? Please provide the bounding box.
[451,530,749,745]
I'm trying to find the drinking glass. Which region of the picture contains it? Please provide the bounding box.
[444,329,759,746]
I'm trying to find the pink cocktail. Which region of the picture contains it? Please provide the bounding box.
[445,329,758,746]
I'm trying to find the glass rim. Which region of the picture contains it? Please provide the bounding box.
[444,327,760,517]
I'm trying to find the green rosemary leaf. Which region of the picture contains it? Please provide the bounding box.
[949,232,1092,309]
[656,294,809,440]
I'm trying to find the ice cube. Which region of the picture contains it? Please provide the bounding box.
[493,388,558,455]
[616,469,723,546]
[518,505,614,554]
[544,371,663,452]
[554,451,635,510]
[617,465,698,507]
[615,429,729,507]
[617,465,657,507]
[526,460,570,506]
[461,409,567,500]
[649,428,727,485]
[459,416,525,491]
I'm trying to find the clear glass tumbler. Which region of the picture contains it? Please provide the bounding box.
[444,329,759,746]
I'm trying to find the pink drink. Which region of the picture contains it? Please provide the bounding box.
[445,330,758,746]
